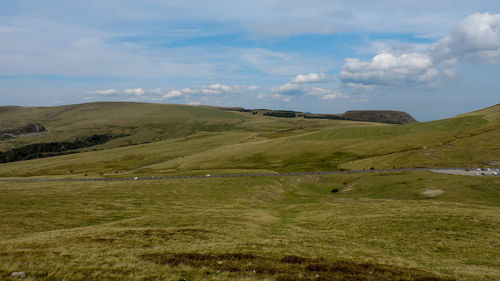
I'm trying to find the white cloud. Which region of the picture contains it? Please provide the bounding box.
[271,93,292,102]
[431,13,500,64]
[234,85,260,91]
[208,83,231,91]
[339,53,438,87]
[179,84,233,95]
[124,88,145,96]
[345,83,376,92]
[338,13,500,90]
[95,88,118,95]
[307,87,348,100]
[257,93,266,99]
[290,72,330,83]
[181,88,193,94]
[271,82,302,95]
[163,90,182,99]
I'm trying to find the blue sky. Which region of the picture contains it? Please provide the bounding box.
[1,1,500,120]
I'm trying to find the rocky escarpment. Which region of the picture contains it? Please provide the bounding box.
[342,110,417,124]
[0,123,47,140]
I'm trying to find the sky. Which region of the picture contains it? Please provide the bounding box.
[1,1,500,121]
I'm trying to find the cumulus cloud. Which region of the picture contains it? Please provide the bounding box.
[270,74,343,101]
[339,53,438,87]
[95,88,117,95]
[208,83,231,91]
[338,13,500,90]
[124,88,145,96]
[163,90,182,99]
[431,12,500,64]
[179,84,233,95]
[290,72,330,83]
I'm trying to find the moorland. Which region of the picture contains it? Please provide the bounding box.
[0,102,499,280]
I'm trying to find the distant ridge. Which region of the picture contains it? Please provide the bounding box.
[216,106,417,124]
[342,110,417,124]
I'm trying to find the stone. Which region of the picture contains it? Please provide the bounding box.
[11,271,26,278]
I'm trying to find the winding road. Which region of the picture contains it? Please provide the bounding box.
[0,168,497,182]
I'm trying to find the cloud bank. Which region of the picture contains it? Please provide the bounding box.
[339,13,500,90]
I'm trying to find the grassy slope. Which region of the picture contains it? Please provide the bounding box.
[0,102,499,280]
[0,102,380,177]
[0,102,375,151]
[0,172,498,280]
[0,102,283,150]
[1,103,499,177]
[142,105,500,173]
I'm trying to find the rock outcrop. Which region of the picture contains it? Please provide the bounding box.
[342,110,417,124]
[0,123,47,139]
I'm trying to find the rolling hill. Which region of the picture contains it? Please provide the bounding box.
[0,102,499,281]
[0,102,497,177]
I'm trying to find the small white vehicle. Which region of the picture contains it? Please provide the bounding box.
[205,174,211,177]
[493,172,498,176]
[133,177,139,180]
[475,173,480,176]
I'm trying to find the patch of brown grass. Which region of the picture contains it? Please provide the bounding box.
[141,252,456,281]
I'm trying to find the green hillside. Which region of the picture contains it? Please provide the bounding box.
[2,102,497,177]
[0,102,380,177]
[0,102,499,280]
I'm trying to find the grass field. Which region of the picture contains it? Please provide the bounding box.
[1,103,499,177]
[0,172,499,280]
[0,102,499,280]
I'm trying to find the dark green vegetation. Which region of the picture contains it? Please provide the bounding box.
[0,134,127,163]
[263,110,298,118]
[0,123,46,140]
[0,102,499,280]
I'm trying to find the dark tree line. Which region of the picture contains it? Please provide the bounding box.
[263,111,297,118]
[0,134,122,163]
[304,115,345,120]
